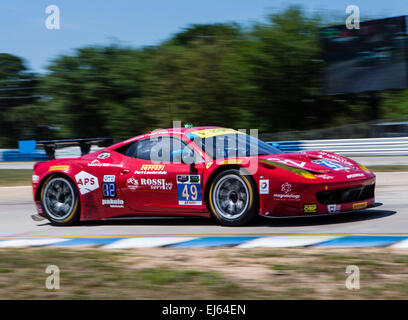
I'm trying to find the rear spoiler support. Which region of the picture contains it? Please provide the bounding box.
[36,137,114,160]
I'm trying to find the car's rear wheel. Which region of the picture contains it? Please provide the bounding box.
[41,175,80,226]
[208,169,257,226]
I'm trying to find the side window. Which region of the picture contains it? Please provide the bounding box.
[118,136,203,163]
[135,138,162,161]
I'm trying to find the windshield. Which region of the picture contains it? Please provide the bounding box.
[190,133,281,160]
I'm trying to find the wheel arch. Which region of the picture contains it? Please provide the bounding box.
[35,172,78,201]
[204,165,259,209]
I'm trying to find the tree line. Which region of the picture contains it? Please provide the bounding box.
[0,6,405,148]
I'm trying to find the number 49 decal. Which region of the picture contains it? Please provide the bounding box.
[177,175,202,205]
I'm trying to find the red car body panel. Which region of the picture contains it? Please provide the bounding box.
[32,127,376,221]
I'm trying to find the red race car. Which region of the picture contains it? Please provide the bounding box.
[31,127,376,226]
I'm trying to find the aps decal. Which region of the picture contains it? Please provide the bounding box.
[75,171,99,195]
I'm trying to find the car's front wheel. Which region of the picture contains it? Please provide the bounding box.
[41,175,80,226]
[208,169,258,226]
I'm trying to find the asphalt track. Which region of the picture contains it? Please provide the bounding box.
[0,172,407,238]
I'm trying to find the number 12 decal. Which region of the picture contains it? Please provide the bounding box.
[177,175,202,205]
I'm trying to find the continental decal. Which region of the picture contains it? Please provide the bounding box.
[353,201,367,210]
[261,160,316,179]
[49,165,70,171]
[140,164,165,171]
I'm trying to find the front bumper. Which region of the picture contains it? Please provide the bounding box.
[260,177,376,217]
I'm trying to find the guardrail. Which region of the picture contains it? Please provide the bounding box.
[1,136,408,161]
[269,136,408,156]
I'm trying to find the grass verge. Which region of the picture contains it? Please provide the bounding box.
[0,169,32,186]
[1,247,408,299]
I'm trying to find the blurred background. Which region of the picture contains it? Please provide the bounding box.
[1,0,408,149]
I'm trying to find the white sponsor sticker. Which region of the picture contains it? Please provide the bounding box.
[328,204,341,213]
[75,171,99,195]
[259,179,269,194]
[126,177,139,191]
[346,173,365,179]
[32,175,40,183]
[102,198,124,208]
[103,175,115,183]
[273,193,301,200]
[88,160,123,168]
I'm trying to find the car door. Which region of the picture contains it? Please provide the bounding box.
[117,135,205,213]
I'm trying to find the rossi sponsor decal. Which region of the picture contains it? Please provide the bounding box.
[303,204,317,213]
[75,171,99,195]
[102,198,124,208]
[353,201,368,210]
[259,179,269,194]
[49,165,70,171]
[140,178,173,190]
[177,175,202,205]
[327,204,341,213]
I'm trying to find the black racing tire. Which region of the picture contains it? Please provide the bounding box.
[208,169,258,226]
[41,174,80,226]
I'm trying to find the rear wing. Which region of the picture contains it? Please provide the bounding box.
[36,137,114,160]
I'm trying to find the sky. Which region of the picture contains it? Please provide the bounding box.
[1,0,407,73]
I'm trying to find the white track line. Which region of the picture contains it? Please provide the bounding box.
[390,239,408,248]
[0,238,69,247]
[237,236,336,248]
[103,237,197,249]
[0,186,31,189]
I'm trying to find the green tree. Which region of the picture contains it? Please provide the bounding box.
[0,54,40,147]
[42,46,153,141]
